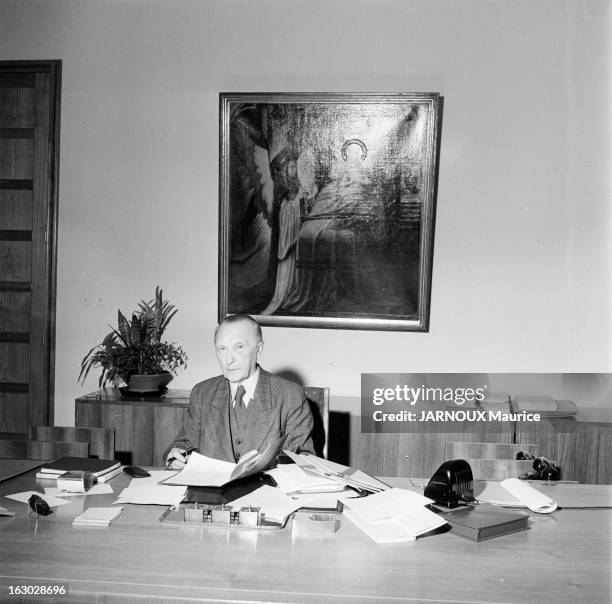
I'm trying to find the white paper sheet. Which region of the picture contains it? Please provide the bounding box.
[227,485,304,523]
[286,490,359,510]
[500,478,558,513]
[266,464,346,494]
[4,491,71,507]
[113,484,187,507]
[341,488,447,543]
[162,453,237,487]
[283,451,388,493]
[127,470,178,486]
[343,488,433,522]
[342,505,446,544]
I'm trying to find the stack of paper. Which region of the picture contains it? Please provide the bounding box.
[342,488,447,543]
[73,507,123,526]
[163,438,283,488]
[266,464,346,495]
[36,457,123,483]
[227,485,306,524]
[283,451,388,494]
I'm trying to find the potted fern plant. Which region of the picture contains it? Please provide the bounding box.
[79,286,188,395]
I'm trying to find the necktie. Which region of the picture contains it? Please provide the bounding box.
[234,385,246,410]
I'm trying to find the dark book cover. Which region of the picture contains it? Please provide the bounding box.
[40,457,120,477]
[184,473,272,505]
[445,504,530,541]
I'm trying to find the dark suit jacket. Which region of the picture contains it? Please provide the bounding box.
[164,369,315,463]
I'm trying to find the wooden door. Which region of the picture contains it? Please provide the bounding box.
[0,61,61,432]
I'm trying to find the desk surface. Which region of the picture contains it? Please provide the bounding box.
[0,471,610,604]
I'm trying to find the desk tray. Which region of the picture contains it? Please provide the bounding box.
[159,505,288,530]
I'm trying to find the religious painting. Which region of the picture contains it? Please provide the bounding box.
[219,93,442,331]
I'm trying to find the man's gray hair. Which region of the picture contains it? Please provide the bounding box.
[214,314,263,342]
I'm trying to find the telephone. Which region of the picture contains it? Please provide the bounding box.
[424,459,475,508]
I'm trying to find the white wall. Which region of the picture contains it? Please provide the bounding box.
[0,0,609,425]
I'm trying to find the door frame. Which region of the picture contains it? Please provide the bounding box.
[0,60,61,426]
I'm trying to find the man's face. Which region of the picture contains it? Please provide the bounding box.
[214,321,263,383]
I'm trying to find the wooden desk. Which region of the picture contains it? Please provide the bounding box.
[0,470,610,603]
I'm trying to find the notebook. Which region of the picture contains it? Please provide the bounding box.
[444,504,529,541]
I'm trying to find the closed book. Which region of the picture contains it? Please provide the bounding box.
[36,465,123,483]
[445,504,529,541]
[72,506,123,526]
[185,473,271,505]
[40,457,120,477]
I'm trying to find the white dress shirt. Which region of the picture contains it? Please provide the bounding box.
[229,367,260,408]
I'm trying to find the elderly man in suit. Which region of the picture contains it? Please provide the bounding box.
[164,314,314,468]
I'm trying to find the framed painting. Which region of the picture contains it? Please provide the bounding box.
[219,92,442,331]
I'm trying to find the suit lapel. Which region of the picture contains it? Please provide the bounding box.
[210,377,235,461]
[244,369,276,452]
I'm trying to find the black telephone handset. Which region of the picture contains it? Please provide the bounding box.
[424,459,475,508]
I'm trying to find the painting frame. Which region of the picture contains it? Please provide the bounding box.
[219,92,442,331]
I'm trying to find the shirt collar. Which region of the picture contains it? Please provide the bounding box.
[229,367,260,408]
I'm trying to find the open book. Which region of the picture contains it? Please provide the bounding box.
[342,488,448,543]
[162,437,283,487]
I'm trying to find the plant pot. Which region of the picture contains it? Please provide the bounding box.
[121,373,173,396]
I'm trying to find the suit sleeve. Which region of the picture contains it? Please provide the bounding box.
[282,387,316,455]
[162,384,203,462]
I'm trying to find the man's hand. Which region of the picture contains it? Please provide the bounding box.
[165,447,189,469]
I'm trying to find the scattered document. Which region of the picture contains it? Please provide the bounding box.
[113,484,186,507]
[163,453,237,487]
[287,490,360,511]
[344,487,432,520]
[228,485,306,524]
[45,483,114,497]
[477,479,557,513]
[163,438,282,487]
[73,506,123,526]
[500,478,557,513]
[5,491,71,507]
[125,470,178,486]
[266,464,346,495]
[342,488,447,543]
[283,452,389,494]
[477,478,557,514]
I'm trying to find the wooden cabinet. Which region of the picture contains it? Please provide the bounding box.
[516,417,612,484]
[76,390,612,484]
[349,415,612,484]
[348,415,514,480]
[75,388,190,466]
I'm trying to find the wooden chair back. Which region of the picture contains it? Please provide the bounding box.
[304,386,330,458]
[28,426,115,460]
